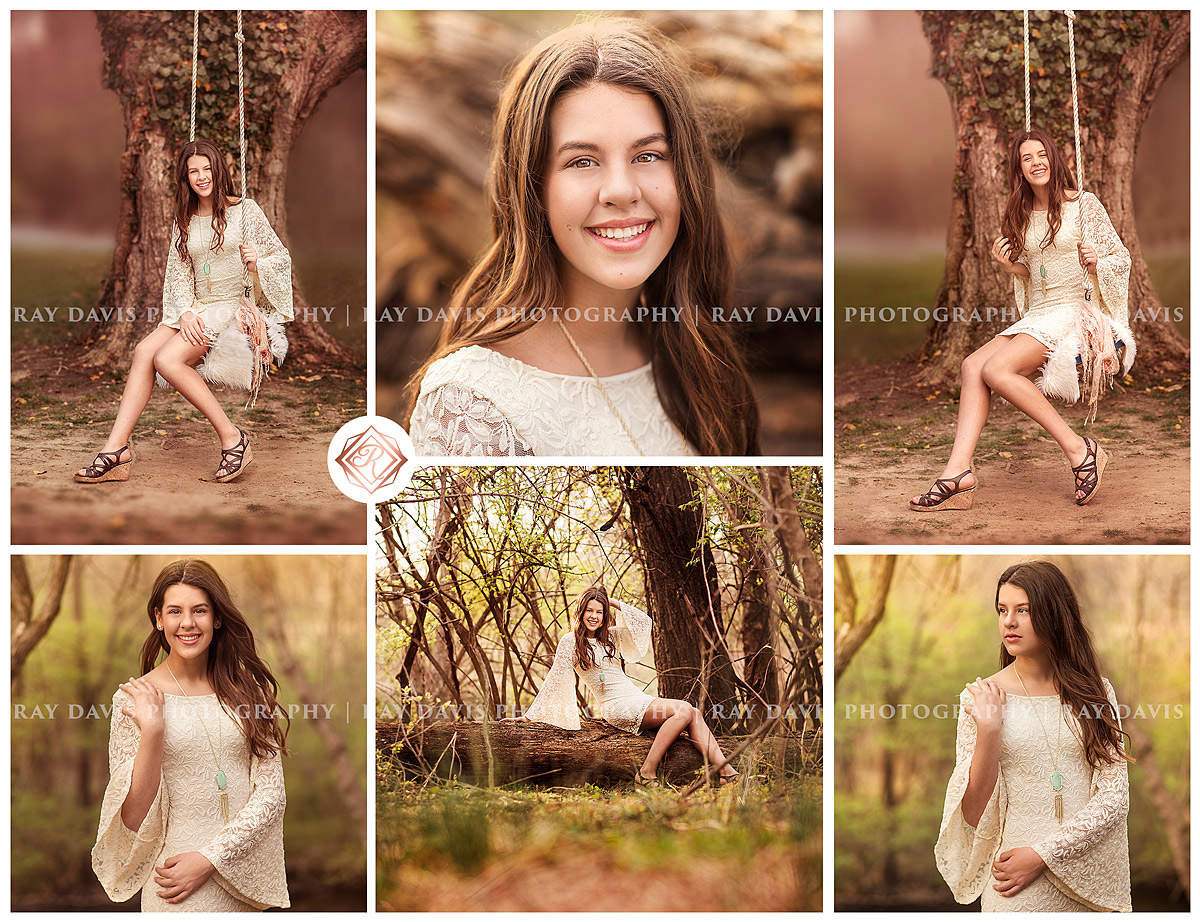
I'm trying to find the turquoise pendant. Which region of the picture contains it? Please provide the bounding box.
[216,770,227,791]
[1051,770,1062,791]
[1039,265,1046,278]
[204,262,211,276]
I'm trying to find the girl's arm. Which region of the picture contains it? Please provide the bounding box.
[410,381,535,457]
[91,686,171,902]
[240,200,294,321]
[162,222,199,327]
[990,236,1032,279]
[1080,193,1133,335]
[611,598,653,661]
[119,678,166,831]
[519,632,581,729]
[960,678,1005,826]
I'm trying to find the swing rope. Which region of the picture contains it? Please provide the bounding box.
[189,10,199,141]
[1022,10,1030,131]
[1065,10,1083,192]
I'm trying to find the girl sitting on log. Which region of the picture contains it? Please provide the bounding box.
[404,18,759,457]
[503,586,740,787]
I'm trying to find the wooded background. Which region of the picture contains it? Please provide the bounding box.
[10,555,368,911]
[375,11,823,452]
[834,554,1189,911]
[377,466,821,754]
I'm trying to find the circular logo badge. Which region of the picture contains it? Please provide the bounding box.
[327,416,416,504]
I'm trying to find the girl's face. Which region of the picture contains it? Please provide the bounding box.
[581,598,606,636]
[997,582,1044,661]
[543,83,681,311]
[187,154,214,200]
[157,582,220,663]
[1018,140,1051,192]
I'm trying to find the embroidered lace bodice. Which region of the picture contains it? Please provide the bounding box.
[408,345,694,457]
[934,679,1130,912]
[521,601,655,732]
[92,688,289,911]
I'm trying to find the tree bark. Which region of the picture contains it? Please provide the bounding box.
[90,10,365,367]
[620,467,742,733]
[1125,721,1190,900]
[377,718,817,787]
[916,11,1190,385]
[11,556,73,688]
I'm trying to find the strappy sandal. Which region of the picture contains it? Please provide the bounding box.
[74,446,132,483]
[1072,438,1108,506]
[718,770,741,787]
[909,469,975,511]
[213,429,252,483]
[633,769,661,788]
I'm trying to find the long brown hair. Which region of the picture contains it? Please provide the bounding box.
[403,17,760,455]
[996,561,1130,769]
[1000,128,1079,261]
[573,586,619,671]
[173,139,239,263]
[140,559,288,758]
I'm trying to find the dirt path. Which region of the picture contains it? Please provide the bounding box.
[11,345,367,545]
[835,361,1190,545]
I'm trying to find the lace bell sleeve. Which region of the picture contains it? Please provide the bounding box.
[934,686,1006,903]
[161,223,197,328]
[1081,192,1135,372]
[91,689,169,902]
[613,600,652,661]
[240,199,294,322]
[198,747,290,910]
[521,632,581,730]
[410,383,534,457]
[1029,678,1131,912]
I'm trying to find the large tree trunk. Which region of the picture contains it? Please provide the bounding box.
[11,556,73,689]
[377,718,817,787]
[620,467,742,733]
[916,11,1189,385]
[90,10,365,367]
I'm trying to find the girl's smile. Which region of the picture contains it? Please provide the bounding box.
[1019,140,1051,189]
[582,599,605,635]
[157,583,220,662]
[187,154,214,200]
[543,83,680,310]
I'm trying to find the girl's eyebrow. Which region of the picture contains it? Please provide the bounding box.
[555,133,670,157]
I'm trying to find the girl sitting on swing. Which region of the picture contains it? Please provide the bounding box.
[910,128,1133,511]
[75,138,292,485]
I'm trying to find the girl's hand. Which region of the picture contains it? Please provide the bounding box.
[990,236,1018,272]
[964,677,1006,735]
[153,851,216,904]
[178,311,208,347]
[1077,241,1098,272]
[239,242,259,275]
[609,599,622,612]
[991,846,1047,897]
[118,677,166,737]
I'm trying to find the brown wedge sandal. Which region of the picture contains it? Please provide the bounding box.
[74,446,132,484]
[213,429,253,483]
[1072,438,1108,506]
[910,470,975,511]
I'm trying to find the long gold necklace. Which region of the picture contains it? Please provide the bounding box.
[555,319,646,455]
[165,662,229,824]
[1014,665,1064,824]
[199,213,214,293]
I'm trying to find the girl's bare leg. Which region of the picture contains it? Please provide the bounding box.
[684,707,738,779]
[151,333,242,451]
[912,335,1012,503]
[76,326,178,475]
[979,333,1090,499]
[637,698,694,779]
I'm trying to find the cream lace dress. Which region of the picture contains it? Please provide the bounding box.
[408,345,693,457]
[92,688,289,912]
[1003,193,1135,407]
[160,199,293,391]
[935,679,1131,912]
[522,601,656,732]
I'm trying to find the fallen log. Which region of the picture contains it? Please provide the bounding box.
[377,718,820,787]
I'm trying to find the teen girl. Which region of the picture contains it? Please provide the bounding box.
[75,139,292,485]
[911,129,1132,511]
[92,559,290,910]
[504,586,740,787]
[405,19,759,457]
[934,561,1130,912]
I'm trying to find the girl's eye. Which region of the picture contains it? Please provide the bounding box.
[569,157,595,169]
[635,152,664,163]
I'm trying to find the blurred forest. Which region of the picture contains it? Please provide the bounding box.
[375,466,822,910]
[10,555,368,911]
[375,11,823,453]
[834,555,1189,912]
